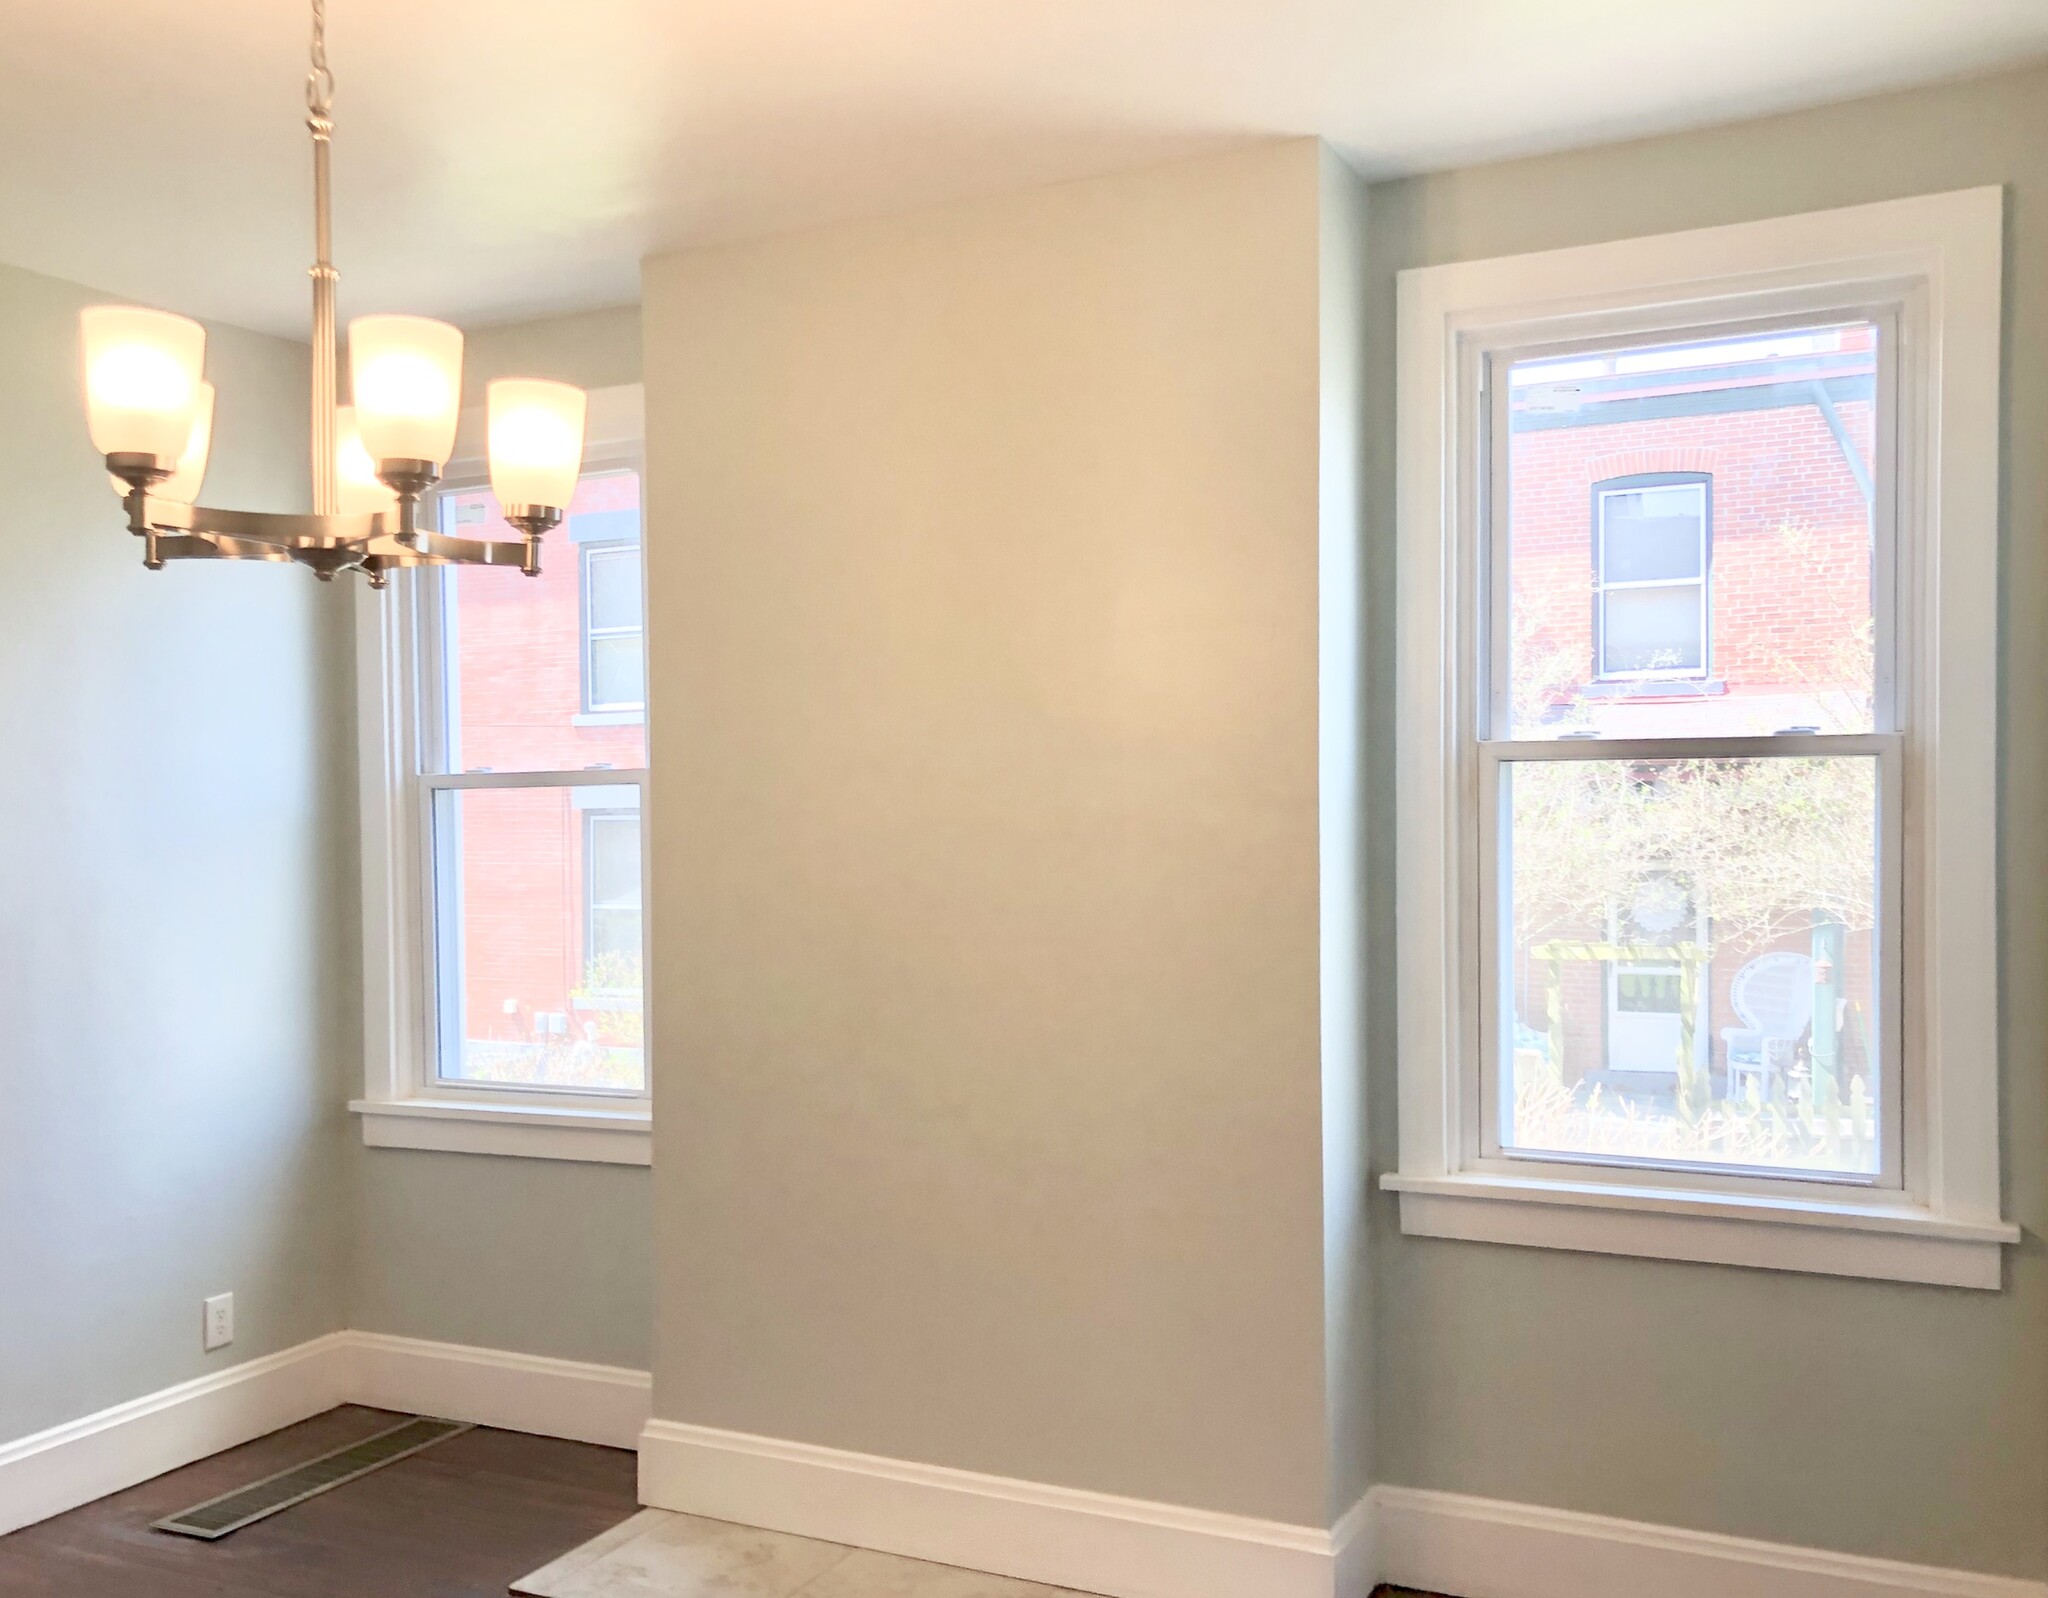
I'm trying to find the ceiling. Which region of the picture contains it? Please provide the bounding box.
[3,0,2043,337]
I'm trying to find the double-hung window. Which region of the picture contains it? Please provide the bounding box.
[1390,193,2015,1286]
[354,385,651,1164]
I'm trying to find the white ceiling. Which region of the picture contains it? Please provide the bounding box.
[3,0,2042,337]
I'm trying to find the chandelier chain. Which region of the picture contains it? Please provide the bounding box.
[306,0,335,124]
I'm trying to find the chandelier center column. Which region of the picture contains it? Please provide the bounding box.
[307,0,339,518]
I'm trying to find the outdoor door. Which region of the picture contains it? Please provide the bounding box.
[1607,963,1684,1074]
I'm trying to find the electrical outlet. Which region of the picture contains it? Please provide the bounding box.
[203,1292,234,1352]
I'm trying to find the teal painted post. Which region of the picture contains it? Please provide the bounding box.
[1811,915,1845,1105]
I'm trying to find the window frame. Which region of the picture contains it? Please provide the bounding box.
[1590,471,1712,682]
[352,383,652,1165]
[1388,192,2014,1288]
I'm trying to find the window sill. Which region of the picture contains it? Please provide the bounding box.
[572,709,646,728]
[1381,1171,2018,1289]
[350,1098,651,1166]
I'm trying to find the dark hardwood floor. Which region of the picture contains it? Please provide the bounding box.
[0,1404,640,1596]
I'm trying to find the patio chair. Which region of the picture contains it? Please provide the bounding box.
[1721,951,1813,1101]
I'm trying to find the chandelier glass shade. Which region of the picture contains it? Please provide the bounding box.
[335,407,400,516]
[81,0,586,586]
[105,381,213,506]
[83,306,206,464]
[487,380,589,509]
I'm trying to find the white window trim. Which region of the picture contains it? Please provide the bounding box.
[1389,190,2015,1288]
[353,382,651,1165]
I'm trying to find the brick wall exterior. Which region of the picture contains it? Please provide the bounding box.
[1510,394,1875,720]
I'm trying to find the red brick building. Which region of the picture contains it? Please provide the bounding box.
[1509,322,1876,738]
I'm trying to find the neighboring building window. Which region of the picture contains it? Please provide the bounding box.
[584,809,643,977]
[1593,475,1709,679]
[582,540,646,712]
[353,387,651,1163]
[1391,193,2013,1287]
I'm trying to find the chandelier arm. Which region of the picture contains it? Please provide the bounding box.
[144,535,300,566]
[370,529,539,567]
[137,497,392,549]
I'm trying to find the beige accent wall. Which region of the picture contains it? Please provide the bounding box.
[0,260,356,1443]
[345,303,654,1371]
[1365,64,2048,1579]
[644,141,1360,1523]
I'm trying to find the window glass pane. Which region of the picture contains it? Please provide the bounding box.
[588,635,645,710]
[436,469,646,771]
[1601,486,1703,583]
[431,783,644,1092]
[586,546,643,633]
[587,814,640,903]
[1602,585,1704,675]
[1507,322,1878,739]
[1499,755,1879,1180]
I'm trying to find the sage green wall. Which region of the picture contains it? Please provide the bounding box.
[1364,64,2048,1578]
[348,1150,652,1369]
[644,142,1347,1523]
[1318,145,1375,1521]
[0,260,356,1444]
[456,304,643,410]
[345,302,653,1372]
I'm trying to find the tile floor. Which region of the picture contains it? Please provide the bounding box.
[514,1508,1093,1598]
[514,1505,1445,1598]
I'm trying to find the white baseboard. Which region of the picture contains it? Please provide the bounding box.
[1330,1492,1377,1598]
[0,1333,351,1538]
[638,1418,1363,1598]
[0,1330,651,1539]
[1373,1484,2048,1598]
[344,1332,650,1450]
[9,1347,2042,1598]
[638,1420,2044,1598]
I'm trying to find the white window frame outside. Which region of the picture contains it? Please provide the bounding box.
[352,382,651,1165]
[1592,475,1710,681]
[580,536,647,714]
[582,805,643,986]
[1388,190,2016,1288]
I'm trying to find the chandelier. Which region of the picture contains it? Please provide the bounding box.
[81,0,587,587]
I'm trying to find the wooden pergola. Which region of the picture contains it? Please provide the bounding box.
[1528,940,1714,1114]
